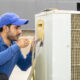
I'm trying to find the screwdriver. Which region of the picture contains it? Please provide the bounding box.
[29,39,42,44]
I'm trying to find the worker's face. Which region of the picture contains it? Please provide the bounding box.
[6,25,22,41]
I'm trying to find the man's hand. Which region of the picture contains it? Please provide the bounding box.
[16,38,29,48]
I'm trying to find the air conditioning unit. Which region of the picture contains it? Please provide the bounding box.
[35,10,80,80]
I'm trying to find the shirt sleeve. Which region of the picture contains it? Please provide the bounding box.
[17,51,32,71]
[0,44,20,65]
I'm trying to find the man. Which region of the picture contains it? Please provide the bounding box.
[0,13,34,80]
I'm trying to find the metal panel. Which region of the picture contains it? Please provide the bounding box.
[71,14,80,80]
[35,11,71,80]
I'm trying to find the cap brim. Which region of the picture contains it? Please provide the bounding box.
[12,19,29,26]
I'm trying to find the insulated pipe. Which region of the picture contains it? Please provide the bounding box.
[27,39,42,80]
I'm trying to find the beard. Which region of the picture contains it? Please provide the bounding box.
[7,33,21,41]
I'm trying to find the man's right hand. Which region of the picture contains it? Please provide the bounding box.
[16,38,29,48]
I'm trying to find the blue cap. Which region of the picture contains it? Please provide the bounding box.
[0,13,29,28]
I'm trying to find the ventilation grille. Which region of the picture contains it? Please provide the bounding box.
[71,14,80,80]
